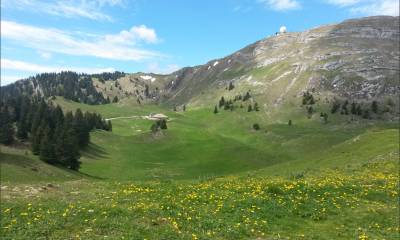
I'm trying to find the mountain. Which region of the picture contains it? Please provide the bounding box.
[2,16,399,110]
[160,16,399,108]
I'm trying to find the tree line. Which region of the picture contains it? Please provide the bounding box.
[0,96,111,170]
[213,91,260,114]
[0,71,124,105]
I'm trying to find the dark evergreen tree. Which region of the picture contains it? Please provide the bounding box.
[55,125,80,170]
[331,99,341,114]
[112,96,119,103]
[219,97,225,108]
[288,120,292,126]
[356,105,362,115]
[371,101,378,114]
[0,107,14,145]
[307,106,313,118]
[106,120,112,131]
[159,119,168,130]
[183,105,186,112]
[247,104,253,112]
[31,123,44,155]
[228,82,235,91]
[341,100,349,115]
[243,91,251,101]
[252,123,260,130]
[254,102,259,111]
[362,110,370,119]
[73,109,90,148]
[351,102,357,115]
[39,126,56,164]
[214,106,218,114]
[16,97,30,139]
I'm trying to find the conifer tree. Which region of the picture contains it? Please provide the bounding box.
[0,107,14,145]
[219,97,225,108]
[159,119,168,130]
[351,102,357,115]
[39,126,56,164]
[73,109,90,148]
[248,104,253,112]
[214,106,218,114]
[254,102,259,111]
[371,101,378,114]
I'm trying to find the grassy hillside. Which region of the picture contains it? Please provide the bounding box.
[1,97,398,239]
[1,154,397,239]
[51,97,398,181]
[0,146,83,183]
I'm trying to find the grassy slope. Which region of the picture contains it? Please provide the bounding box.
[1,97,398,239]
[51,97,398,182]
[0,146,83,183]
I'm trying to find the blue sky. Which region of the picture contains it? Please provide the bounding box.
[1,0,398,85]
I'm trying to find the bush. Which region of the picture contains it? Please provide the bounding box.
[252,123,260,130]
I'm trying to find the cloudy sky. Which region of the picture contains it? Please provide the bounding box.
[1,0,399,85]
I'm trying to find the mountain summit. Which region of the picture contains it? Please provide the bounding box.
[3,16,399,111]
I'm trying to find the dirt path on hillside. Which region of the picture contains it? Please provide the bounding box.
[105,116,143,121]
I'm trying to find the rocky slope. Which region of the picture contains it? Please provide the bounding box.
[2,16,399,111]
[158,16,399,108]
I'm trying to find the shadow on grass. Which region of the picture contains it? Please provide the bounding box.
[81,143,109,160]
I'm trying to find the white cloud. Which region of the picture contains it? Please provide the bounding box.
[105,25,159,45]
[350,0,399,16]
[1,0,125,22]
[259,0,301,11]
[2,58,115,74]
[38,51,52,60]
[1,20,163,61]
[147,62,180,74]
[325,0,399,16]
[326,0,361,7]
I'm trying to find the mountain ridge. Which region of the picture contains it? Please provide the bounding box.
[2,16,399,111]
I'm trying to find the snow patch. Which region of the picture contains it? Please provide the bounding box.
[140,75,156,82]
[213,61,219,67]
[207,66,211,70]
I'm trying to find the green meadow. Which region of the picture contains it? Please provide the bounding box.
[1,97,398,239]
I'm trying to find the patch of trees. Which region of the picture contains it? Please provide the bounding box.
[0,96,111,170]
[330,98,392,119]
[214,93,259,114]
[1,71,111,105]
[302,91,315,118]
[92,71,125,82]
[150,119,168,133]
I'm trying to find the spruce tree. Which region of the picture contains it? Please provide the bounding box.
[219,97,225,108]
[39,126,56,164]
[351,102,357,115]
[0,107,14,145]
[371,101,378,114]
[247,104,253,112]
[56,126,80,170]
[73,109,90,148]
[214,106,218,114]
[159,119,168,130]
[254,102,259,111]
[31,123,44,155]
